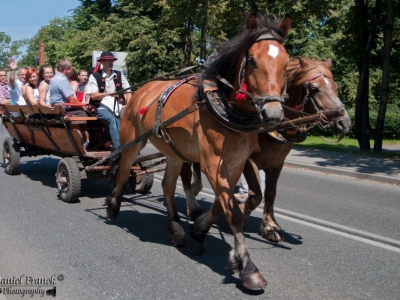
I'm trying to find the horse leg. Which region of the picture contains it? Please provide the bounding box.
[260,164,284,242]
[191,162,203,197]
[163,158,186,247]
[237,159,263,219]
[228,227,267,290]
[180,163,203,220]
[188,161,267,290]
[106,143,142,219]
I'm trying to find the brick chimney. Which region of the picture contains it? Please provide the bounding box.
[39,42,45,65]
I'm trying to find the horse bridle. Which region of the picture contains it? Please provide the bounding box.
[282,71,346,141]
[216,30,288,113]
[293,73,345,115]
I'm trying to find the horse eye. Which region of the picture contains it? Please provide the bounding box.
[248,56,256,67]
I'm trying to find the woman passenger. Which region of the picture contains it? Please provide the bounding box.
[23,68,40,108]
[38,64,55,108]
[68,68,79,93]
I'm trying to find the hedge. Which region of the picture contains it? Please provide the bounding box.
[306,111,400,139]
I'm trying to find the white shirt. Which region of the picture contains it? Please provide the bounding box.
[8,78,26,105]
[86,70,130,116]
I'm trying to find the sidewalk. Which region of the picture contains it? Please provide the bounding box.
[285,145,400,186]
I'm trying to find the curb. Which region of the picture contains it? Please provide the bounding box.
[284,161,400,186]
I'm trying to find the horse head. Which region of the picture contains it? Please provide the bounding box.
[285,56,351,136]
[204,13,292,130]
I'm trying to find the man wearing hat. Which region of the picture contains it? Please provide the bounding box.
[86,51,131,150]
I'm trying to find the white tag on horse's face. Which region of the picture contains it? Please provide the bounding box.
[268,45,279,58]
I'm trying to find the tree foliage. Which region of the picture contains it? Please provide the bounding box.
[0,32,27,68]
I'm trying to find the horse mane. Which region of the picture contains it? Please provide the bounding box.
[203,12,286,93]
[286,56,333,87]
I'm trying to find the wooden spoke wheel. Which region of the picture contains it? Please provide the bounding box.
[129,161,154,194]
[3,137,20,175]
[56,157,81,203]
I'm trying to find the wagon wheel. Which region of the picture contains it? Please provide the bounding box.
[3,137,20,175]
[129,161,154,194]
[56,157,81,203]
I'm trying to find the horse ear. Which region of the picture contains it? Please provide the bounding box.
[247,13,259,30]
[279,14,292,37]
[324,58,333,69]
[298,56,307,68]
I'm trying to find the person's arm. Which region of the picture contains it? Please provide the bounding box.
[70,81,78,93]
[24,86,38,107]
[38,82,51,108]
[85,74,114,100]
[8,58,17,89]
[65,94,80,104]
[89,91,115,100]
[83,85,90,104]
[60,80,82,107]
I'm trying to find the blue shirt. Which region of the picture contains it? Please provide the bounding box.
[49,71,75,105]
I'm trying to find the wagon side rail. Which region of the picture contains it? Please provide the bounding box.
[1,104,88,157]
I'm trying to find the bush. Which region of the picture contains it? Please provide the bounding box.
[306,111,400,139]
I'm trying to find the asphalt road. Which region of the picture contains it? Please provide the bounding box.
[1,128,400,299]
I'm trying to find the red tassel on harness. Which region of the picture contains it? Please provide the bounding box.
[292,105,303,111]
[235,80,248,101]
[93,61,102,73]
[138,106,149,115]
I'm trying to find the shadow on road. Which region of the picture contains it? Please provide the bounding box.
[85,191,303,294]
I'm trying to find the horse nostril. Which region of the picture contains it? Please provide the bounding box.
[337,119,345,130]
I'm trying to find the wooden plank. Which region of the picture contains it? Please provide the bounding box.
[1,104,65,115]
[64,117,98,121]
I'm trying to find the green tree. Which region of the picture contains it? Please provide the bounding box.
[0,32,27,67]
[19,17,81,69]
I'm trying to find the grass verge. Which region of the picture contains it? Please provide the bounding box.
[294,136,400,160]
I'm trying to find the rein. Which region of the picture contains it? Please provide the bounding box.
[109,65,199,96]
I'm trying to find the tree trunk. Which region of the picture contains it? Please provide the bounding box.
[200,0,208,61]
[183,19,194,67]
[354,0,382,151]
[373,0,394,152]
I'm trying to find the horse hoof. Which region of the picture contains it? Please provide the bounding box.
[187,236,204,256]
[187,208,203,221]
[240,271,267,291]
[260,228,284,243]
[171,234,186,247]
[106,206,119,220]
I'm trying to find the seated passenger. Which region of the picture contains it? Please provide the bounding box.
[68,68,79,93]
[76,69,89,104]
[38,64,55,108]
[23,68,40,108]
[49,58,90,148]
[86,51,131,150]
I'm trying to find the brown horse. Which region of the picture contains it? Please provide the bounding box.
[185,56,351,242]
[105,13,292,290]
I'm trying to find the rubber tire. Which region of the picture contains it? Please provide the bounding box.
[129,161,154,194]
[3,137,20,175]
[56,157,81,203]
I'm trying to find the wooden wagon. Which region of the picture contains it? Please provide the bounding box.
[1,104,160,203]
